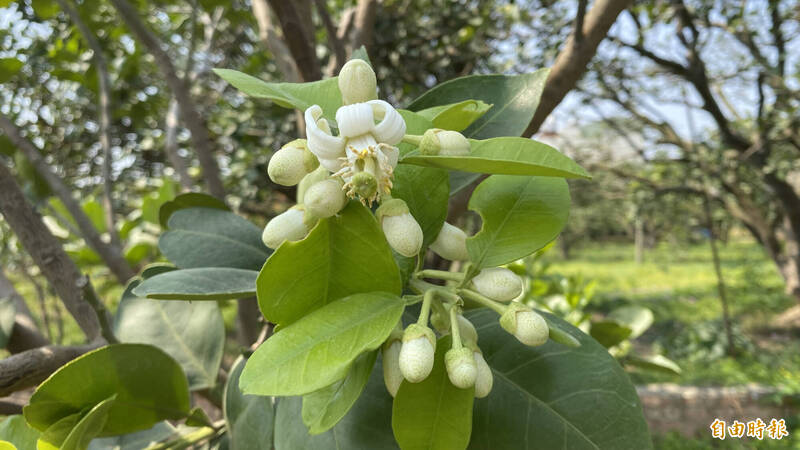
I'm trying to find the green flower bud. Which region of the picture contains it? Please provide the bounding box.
[445,347,477,389]
[430,222,469,261]
[267,139,318,186]
[261,206,309,249]
[382,340,403,397]
[419,129,471,156]
[338,59,378,105]
[473,349,493,398]
[500,303,549,346]
[304,178,347,219]
[472,267,523,302]
[297,166,330,204]
[376,199,423,257]
[399,323,436,383]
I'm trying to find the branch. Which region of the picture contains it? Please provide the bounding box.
[348,0,378,51]
[524,0,633,136]
[57,0,122,251]
[266,0,322,81]
[0,162,101,340]
[0,114,135,284]
[0,344,98,396]
[314,0,346,72]
[251,0,301,82]
[109,0,226,200]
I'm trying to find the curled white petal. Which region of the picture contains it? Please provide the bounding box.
[368,100,406,145]
[305,105,345,161]
[317,157,343,173]
[378,143,399,168]
[336,103,375,138]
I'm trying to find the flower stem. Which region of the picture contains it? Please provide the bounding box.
[449,306,463,350]
[417,269,464,282]
[402,134,423,146]
[408,277,438,295]
[417,289,435,326]
[458,288,507,315]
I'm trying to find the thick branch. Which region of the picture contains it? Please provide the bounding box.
[0,344,98,396]
[0,162,101,340]
[252,0,302,82]
[524,0,633,136]
[0,115,134,284]
[266,0,322,81]
[109,0,226,200]
[314,0,346,72]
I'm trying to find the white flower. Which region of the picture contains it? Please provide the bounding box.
[445,347,477,389]
[304,98,406,205]
[261,207,309,249]
[472,267,523,302]
[430,222,469,261]
[473,350,493,398]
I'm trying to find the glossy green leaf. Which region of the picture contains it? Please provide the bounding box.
[590,321,633,348]
[158,193,228,229]
[224,357,275,450]
[392,335,474,450]
[0,441,15,450]
[36,413,79,450]
[0,296,16,348]
[241,292,404,396]
[407,70,549,140]
[465,309,652,450]
[0,416,40,450]
[214,69,342,121]
[132,268,258,300]
[467,175,570,268]
[0,58,23,83]
[273,366,398,450]
[625,354,681,376]
[401,137,589,179]
[607,306,654,340]
[24,344,191,437]
[159,208,269,270]
[416,100,492,132]
[302,350,378,434]
[60,396,116,450]
[88,422,175,450]
[115,281,225,390]
[257,201,401,325]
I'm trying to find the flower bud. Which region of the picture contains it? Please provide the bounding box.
[430,222,469,261]
[376,199,423,257]
[297,166,330,204]
[382,340,403,397]
[338,59,378,105]
[261,207,309,249]
[472,267,523,302]
[473,350,493,398]
[267,139,318,186]
[455,315,478,346]
[445,347,477,389]
[304,178,347,219]
[500,303,549,346]
[419,129,471,156]
[399,323,436,383]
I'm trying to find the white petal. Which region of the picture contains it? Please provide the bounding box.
[305,105,345,160]
[336,103,375,138]
[318,156,342,172]
[378,144,399,168]
[368,100,406,145]
[345,134,377,165]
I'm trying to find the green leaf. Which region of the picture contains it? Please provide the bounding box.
[257,201,401,326]
[224,357,275,450]
[32,0,59,18]
[0,441,15,450]
[590,321,633,348]
[401,137,590,179]
[24,344,191,437]
[114,281,225,390]
[132,268,258,300]
[625,354,681,376]
[607,306,654,340]
[465,309,653,450]
[158,193,228,229]
[302,350,378,434]
[350,46,372,66]
[241,292,404,396]
[159,208,269,270]
[0,296,16,348]
[407,70,549,140]
[392,335,473,450]
[88,422,175,450]
[0,416,40,450]
[415,100,492,132]
[60,396,116,450]
[466,175,570,268]
[214,69,342,122]
[81,198,106,233]
[37,414,80,450]
[273,367,398,450]
[0,58,24,83]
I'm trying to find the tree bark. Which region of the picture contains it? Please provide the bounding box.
[0,162,101,340]
[265,0,322,81]
[0,115,135,284]
[109,0,226,201]
[524,0,633,136]
[0,344,98,396]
